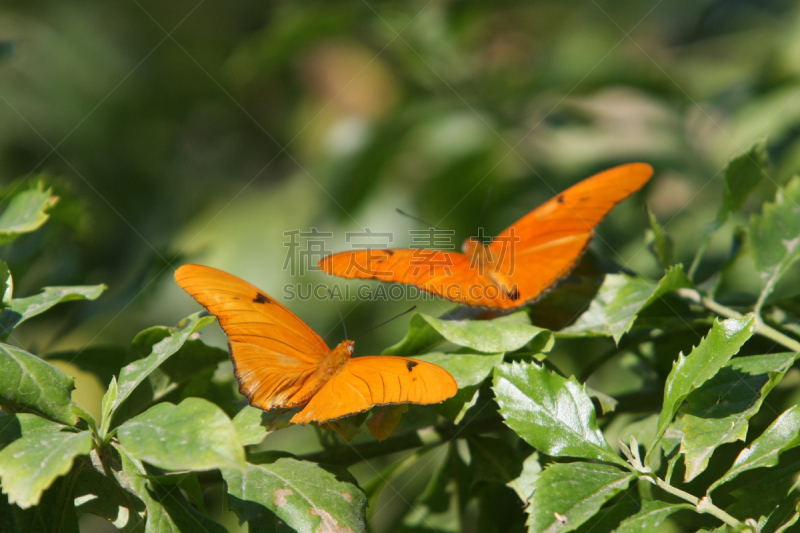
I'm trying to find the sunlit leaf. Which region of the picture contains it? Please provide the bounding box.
[718,140,769,225]
[0,342,76,425]
[526,462,635,533]
[0,284,106,336]
[750,175,800,308]
[414,351,504,422]
[384,311,551,355]
[0,416,92,509]
[232,405,268,446]
[112,312,216,423]
[507,452,541,503]
[562,266,692,343]
[493,361,625,466]
[223,458,367,533]
[0,185,58,245]
[116,444,226,533]
[680,352,794,481]
[650,316,755,455]
[116,397,245,472]
[710,405,800,493]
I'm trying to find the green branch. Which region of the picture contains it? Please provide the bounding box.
[677,288,800,354]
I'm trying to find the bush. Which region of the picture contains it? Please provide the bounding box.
[2,140,800,533]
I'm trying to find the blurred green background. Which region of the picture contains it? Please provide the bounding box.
[3,1,800,531]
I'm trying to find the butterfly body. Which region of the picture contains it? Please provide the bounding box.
[319,163,653,309]
[175,265,457,425]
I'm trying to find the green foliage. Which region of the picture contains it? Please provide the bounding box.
[3,6,800,532]
[652,316,756,456]
[562,265,692,343]
[0,184,58,245]
[526,462,635,532]
[0,343,77,425]
[224,458,367,533]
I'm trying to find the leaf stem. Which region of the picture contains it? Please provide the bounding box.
[650,475,741,528]
[677,288,800,353]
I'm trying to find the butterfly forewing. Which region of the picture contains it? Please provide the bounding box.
[175,264,329,409]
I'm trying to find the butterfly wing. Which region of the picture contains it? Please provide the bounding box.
[486,162,653,309]
[320,163,652,310]
[318,248,499,306]
[289,355,458,424]
[175,264,331,410]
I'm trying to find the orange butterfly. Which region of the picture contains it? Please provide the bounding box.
[319,163,653,309]
[174,264,457,425]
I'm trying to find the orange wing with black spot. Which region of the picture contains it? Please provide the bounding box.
[319,163,653,309]
[290,356,457,424]
[174,264,457,424]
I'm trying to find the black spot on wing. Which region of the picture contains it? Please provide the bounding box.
[253,293,271,304]
[557,194,564,203]
[505,286,520,301]
[406,361,418,371]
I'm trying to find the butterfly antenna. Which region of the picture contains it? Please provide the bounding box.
[327,289,348,340]
[361,306,417,336]
[396,208,437,229]
[476,187,494,230]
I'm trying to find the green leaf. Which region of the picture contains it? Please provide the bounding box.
[112,312,216,421]
[493,361,624,466]
[562,266,692,343]
[750,175,800,309]
[507,452,541,502]
[680,352,794,481]
[0,342,77,425]
[0,284,106,336]
[647,208,674,268]
[414,352,504,422]
[0,475,80,533]
[0,418,92,508]
[0,413,56,450]
[724,461,800,526]
[526,462,635,533]
[116,397,245,472]
[223,458,367,533]
[573,499,691,533]
[467,435,522,485]
[145,472,208,516]
[613,500,692,533]
[711,405,800,493]
[100,376,118,440]
[0,260,11,306]
[113,333,228,426]
[650,316,755,455]
[718,140,769,225]
[116,444,226,533]
[232,405,268,446]
[0,185,58,245]
[72,458,146,532]
[384,311,551,355]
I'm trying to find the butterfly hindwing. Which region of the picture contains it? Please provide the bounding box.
[290,356,458,424]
